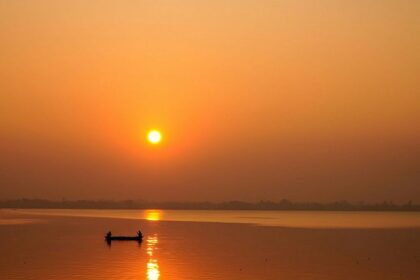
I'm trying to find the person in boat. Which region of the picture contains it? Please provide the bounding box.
[106,231,112,239]
[137,230,143,239]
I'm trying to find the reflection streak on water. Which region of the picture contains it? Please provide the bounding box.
[145,210,162,222]
[146,234,160,280]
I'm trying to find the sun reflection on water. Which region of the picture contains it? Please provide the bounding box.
[145,210,162,222]
[146,234,160,280]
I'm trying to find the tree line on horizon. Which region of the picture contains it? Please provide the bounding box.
[0,199,419,211]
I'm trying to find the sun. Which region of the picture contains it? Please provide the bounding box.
[147,130,162,144]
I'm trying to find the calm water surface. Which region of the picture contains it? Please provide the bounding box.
[1,209,420,279]
[9,209,420,228]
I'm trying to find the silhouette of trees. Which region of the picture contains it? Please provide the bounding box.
[0,198,419,211]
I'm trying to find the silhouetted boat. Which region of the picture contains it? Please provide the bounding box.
[105,231,143,242]
[106,236,142,241]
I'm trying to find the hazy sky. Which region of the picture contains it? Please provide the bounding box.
[1,0,419,202]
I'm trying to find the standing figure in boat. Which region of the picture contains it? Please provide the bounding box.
[106,231,112,239]
[137,230,143,240]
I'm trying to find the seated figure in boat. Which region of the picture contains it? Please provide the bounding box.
[137,230,143,239]
[106,231,112,239]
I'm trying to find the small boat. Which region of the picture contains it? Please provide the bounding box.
[106,236,142,241]
[105,231,143,242]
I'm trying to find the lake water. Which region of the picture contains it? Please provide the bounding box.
[1,209,420,279]
[7,208,420,228]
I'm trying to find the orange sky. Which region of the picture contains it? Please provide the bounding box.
[0,0,419,202]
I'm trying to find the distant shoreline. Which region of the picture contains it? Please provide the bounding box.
[1,199,419,212]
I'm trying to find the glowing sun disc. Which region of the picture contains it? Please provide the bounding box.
[147,130,162,144]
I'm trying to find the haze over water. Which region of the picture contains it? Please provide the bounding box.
[1,0,419,202]
[1,0,419,279]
